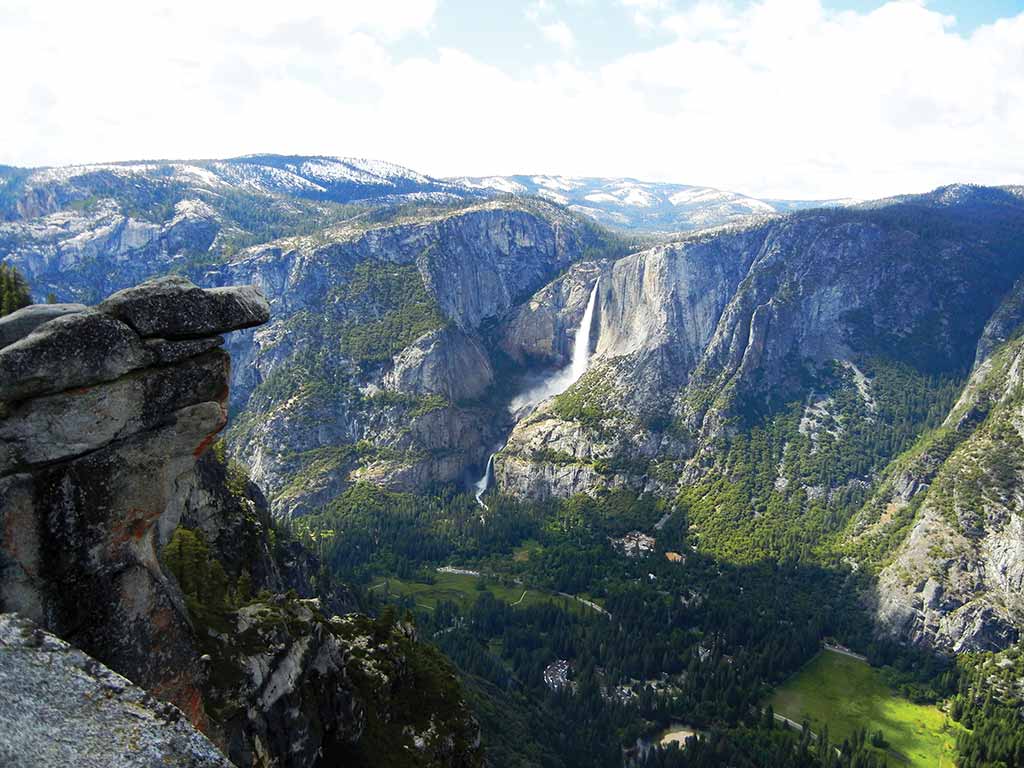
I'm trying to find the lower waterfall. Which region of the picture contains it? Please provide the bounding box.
[474,453,495,507]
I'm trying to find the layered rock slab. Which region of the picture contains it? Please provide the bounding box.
[100,275,269,339]
[0,613,231,768]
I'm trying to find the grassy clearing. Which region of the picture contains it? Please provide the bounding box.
[512,539,543,562]
[770,650,961,768]
[375,571,591,615]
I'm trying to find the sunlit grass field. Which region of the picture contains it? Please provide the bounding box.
[770,650,961,768]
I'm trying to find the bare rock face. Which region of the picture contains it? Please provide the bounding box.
[211,201,600,515]
[385,326,494,402]
[494,407,622,500]
[100,275,270,339]
[0,310,154,402]
[973,275,1024,370]
[861,319,1024,652]
[0,351,228,474]
[498,188,1024,503]
[0,277,269,731]
[0,276,267,403]
[492,188,1024,655]
[207,599,363,767]
[494,229,760,499]
[498,261,605,366]
[0,613,232,768]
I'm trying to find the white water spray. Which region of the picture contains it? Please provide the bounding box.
[475,278,602,508]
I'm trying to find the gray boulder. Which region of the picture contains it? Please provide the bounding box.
[0,303,87,350]
[144,335,225,364]
[0,350,228,475]
[0,613,232,768]
[0,310,153,402]
[99,275,269,339]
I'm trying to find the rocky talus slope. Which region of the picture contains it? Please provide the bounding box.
[0,277,482,767]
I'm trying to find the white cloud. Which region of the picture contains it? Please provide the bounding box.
[539,20,576,50]
[1,0,1022,200]
[619,0,672,9]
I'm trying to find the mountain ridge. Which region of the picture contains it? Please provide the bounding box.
[451,172,857,232]
[1,154,857,235]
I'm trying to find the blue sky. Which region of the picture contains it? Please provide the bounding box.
[832,0,1022,29]
[411,1,1023,71]
[2,0,1023,198]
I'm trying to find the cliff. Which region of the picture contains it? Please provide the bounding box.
[852,282,1024,652]
[494,186,1024,653]
[5,161,1024,659]
[214,199,617,515]
[1,163,628,516]
[0,276,482,767]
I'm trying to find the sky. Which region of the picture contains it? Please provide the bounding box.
[1,0,1022,199]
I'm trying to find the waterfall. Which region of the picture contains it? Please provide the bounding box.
[475,453,495,507]
[475,278,602,507]
[570,278,600,382]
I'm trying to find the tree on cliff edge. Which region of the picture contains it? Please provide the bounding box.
[0,262,31,317]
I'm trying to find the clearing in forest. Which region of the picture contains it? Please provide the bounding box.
[769,649,961,768]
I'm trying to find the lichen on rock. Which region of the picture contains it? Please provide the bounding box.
[0,613,232,768]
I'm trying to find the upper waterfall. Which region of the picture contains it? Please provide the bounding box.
[570,278,600,382]
[509,277,602,414]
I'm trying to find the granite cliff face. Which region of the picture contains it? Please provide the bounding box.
[854,280,1024,652]
[0,277,482,767]
[1,162,624,516]
[498,187,1024,496]
[4,158,1024,658]
[211,199,616,515]
[493,186,1024,653]
[0,276,267,724]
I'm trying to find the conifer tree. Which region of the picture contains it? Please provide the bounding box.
[0,262,31,317]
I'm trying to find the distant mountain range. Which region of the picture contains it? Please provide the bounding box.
[0,154,467,217]
[451,173,855,231]
[0,154,853,234]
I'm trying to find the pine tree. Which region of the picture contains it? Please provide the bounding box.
[0,262,31,317]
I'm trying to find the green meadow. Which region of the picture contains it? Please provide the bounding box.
[770,650,961,768]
